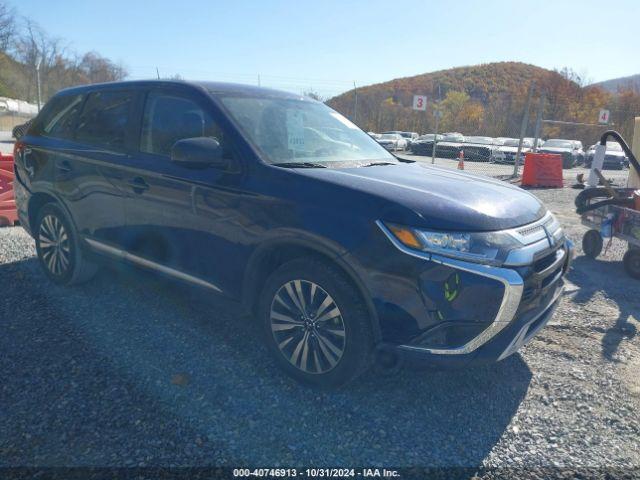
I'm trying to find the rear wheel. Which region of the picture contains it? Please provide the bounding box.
[35,203,98,285]
[582,229,603,259]
[259,258,374,387]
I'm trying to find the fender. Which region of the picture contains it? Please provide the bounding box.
[242,230,382,342]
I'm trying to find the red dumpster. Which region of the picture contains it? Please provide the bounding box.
[0,153,17,226]
[521,153,563,188]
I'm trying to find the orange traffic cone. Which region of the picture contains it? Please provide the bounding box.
[457,150,465,170]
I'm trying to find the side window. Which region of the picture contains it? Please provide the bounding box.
[140,91,230,158]
[75,90,134,151]
[31,94,83,139]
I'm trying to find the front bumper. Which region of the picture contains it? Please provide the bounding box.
[397,272,566,368]
[374,215,573,367]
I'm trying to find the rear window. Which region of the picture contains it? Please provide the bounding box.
[75,90,134,151]
[30,94,84,139]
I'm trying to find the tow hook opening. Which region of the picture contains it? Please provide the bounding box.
[372,344,402,376]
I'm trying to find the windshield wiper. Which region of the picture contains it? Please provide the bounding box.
[361,161,397,167]
[272,162,328,168]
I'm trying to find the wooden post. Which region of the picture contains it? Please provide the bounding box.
[629,117,640,188]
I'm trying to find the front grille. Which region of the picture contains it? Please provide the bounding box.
[517,216,554,238]
[533,248,559,272]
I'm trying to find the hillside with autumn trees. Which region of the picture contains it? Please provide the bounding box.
[0,2,126,104]
[328,62,640,146]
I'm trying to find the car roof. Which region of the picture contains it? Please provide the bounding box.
[55,80,307,101]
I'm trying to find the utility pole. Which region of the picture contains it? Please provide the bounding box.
[431,84,441,165]
[532,92,545,153]
[258,74,261,87]
[514,83,535,177]
[353,81,358,124]
[431,110,440,165]
[156,67,160,80]
[35,58,42,112]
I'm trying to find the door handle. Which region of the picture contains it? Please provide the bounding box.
[128,176,149,193]
[56,160,72,173]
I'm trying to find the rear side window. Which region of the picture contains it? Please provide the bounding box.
[75,90,134,151]
[140,91,229,158]
[31,94,83,139]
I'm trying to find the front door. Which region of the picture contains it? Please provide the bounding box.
[121,87,245,296]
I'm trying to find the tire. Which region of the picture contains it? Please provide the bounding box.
[258,257,374,388]
[623,249,640,280]
[582,229,603,259]
[35,203,98,286]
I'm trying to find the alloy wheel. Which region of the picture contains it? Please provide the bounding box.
[39,214,71,276]
[270,279,346,374]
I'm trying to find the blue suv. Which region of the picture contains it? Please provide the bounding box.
[13,81,573,387]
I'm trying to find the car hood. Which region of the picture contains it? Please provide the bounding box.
[539,147,572,154]
[463,143,494,148]
[294,163,546,231]
[497,146,526,152]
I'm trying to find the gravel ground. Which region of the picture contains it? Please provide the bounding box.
[0,184,639,474]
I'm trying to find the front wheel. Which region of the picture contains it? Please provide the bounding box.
[582,229,603,259]
[623,249,640,280]
[259,258,374,387]
[35,203,98,285]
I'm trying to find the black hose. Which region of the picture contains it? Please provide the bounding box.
[576,197,634,215]
[599,130,640,173]
[574,131,638,214]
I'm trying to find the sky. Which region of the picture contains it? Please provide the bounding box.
[12,0,640,97]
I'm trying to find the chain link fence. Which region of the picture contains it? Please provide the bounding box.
[335,84,639,181]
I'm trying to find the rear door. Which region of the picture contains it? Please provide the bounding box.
[64,88,139,248]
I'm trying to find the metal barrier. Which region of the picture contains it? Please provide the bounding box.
[0,153,17,227]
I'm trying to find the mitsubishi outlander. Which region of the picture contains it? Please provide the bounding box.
[13,81,573,387]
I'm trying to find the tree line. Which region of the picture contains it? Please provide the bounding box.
[0,2,126,104]
[327,63,640,147]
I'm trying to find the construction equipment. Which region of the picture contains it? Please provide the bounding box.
[577,130,640,279]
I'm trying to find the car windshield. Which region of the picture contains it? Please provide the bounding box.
[379,134,399,140]
[503,139,533,147]
[544,140,574,148]
[607,142,623,151]
[443,134,463,142]
[418,134,437,141]
[219,96,397,165]
[465,136,493,145]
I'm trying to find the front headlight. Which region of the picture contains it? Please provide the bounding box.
[384,222,524,266]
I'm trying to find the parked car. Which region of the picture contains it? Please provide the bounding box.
[409,133,443,155]
[376,133,407,151]
[367,131,381,139]
[494,138,533,164]
[382,131,418,149]
[524,137,545,150]
[538,139,581,169]
[585,141,628,170]
[461,136,498,162]
[14,80,573,387]
[435,132,466,158]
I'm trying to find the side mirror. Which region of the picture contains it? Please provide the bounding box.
[171,137,227,169]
